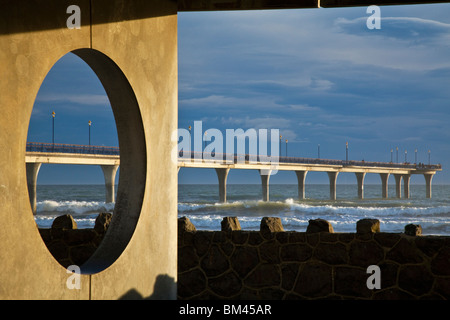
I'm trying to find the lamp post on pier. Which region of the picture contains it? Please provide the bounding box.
[51,111,55,148]
[279,135,282,157]
[88,120,92,146]
[285,139,288,157]
[188,125,191,157]
[346,142,348,162]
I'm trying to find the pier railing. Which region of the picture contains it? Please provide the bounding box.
[26,142,120,156]
[26,142,441,170]
[178,150,442,170]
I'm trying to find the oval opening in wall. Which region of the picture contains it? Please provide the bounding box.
[26,49,146,274]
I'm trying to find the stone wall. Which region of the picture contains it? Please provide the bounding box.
[39,214,450,300]
[178,216,450,300]
[38,213,112,268]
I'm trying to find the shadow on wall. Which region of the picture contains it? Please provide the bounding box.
[119,274,177,300]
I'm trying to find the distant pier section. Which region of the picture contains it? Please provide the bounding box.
[25,142,442,210]
[25,142,120,213]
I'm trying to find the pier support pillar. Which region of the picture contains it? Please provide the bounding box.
[424,173,434,199]
[379,173,390,199]
[355,172,366,200]
[327,172,339,200]
[403,174,411,199]
[394,174,402,198]
[101,165,119,203]
[215,168,230,203]
[259,169,272,202]
[26,163,42,214]
[295,170,308,200]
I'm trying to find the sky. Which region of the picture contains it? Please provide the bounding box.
[28,3,450,185]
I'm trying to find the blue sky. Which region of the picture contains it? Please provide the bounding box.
[28,4,450,185]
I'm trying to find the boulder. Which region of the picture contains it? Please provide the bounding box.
[306,218,334,233]
[260,217,284,233]
[178,216,196,233]
[221,216,241,232]
[52,214,77,230]
[356,218,380,234]
[404,224,422,236]
[94,212,113,234]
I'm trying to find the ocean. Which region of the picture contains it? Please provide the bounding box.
[34,184,450,236]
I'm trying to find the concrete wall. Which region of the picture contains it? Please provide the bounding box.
[0,0,178,299]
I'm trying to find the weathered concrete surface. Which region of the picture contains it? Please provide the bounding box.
[0,0,177,299]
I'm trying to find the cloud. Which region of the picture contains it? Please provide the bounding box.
[335,16,450,41]
[36,93,110,106]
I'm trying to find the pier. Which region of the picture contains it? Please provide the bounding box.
[26,142,442,212]
[178,152,441,202]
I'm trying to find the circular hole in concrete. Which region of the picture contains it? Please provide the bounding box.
[26,49,146,274]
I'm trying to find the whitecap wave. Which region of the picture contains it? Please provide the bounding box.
[36,200,115,215]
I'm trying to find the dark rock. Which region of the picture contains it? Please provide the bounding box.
[373,288,415,300]
[260,240,280,263]
[38,228,52,243]
[209,271,242,297]
[314,242,347,265]
[335,266,372,298]
[231,246,259,277]
[178,245,199,273]
[431,246,450,276]
[404,224,422,236]
[52,214,77,230]
[387,238,423,264]
[260,217,284,233]
[281,263,300,291]
[379,262,399,289]
[193,231,213,256]
[231,230,249,244]
[94,212,112,234]
[306,218,334,233]
[435,278,450,299]
[200,245,229,277]
[244,264,280,289]
[47,240,69,261]
[294,262,332,298]
[399,265,434,296]
[356,218,380,234]
[70,244,97,266]
[221,216,241,232]
[349,240,384,267]
[280,243,312,262]
[178,216,196,233]
[374,232,401,248]
[178,268,206,298]
[63,229,96,246]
